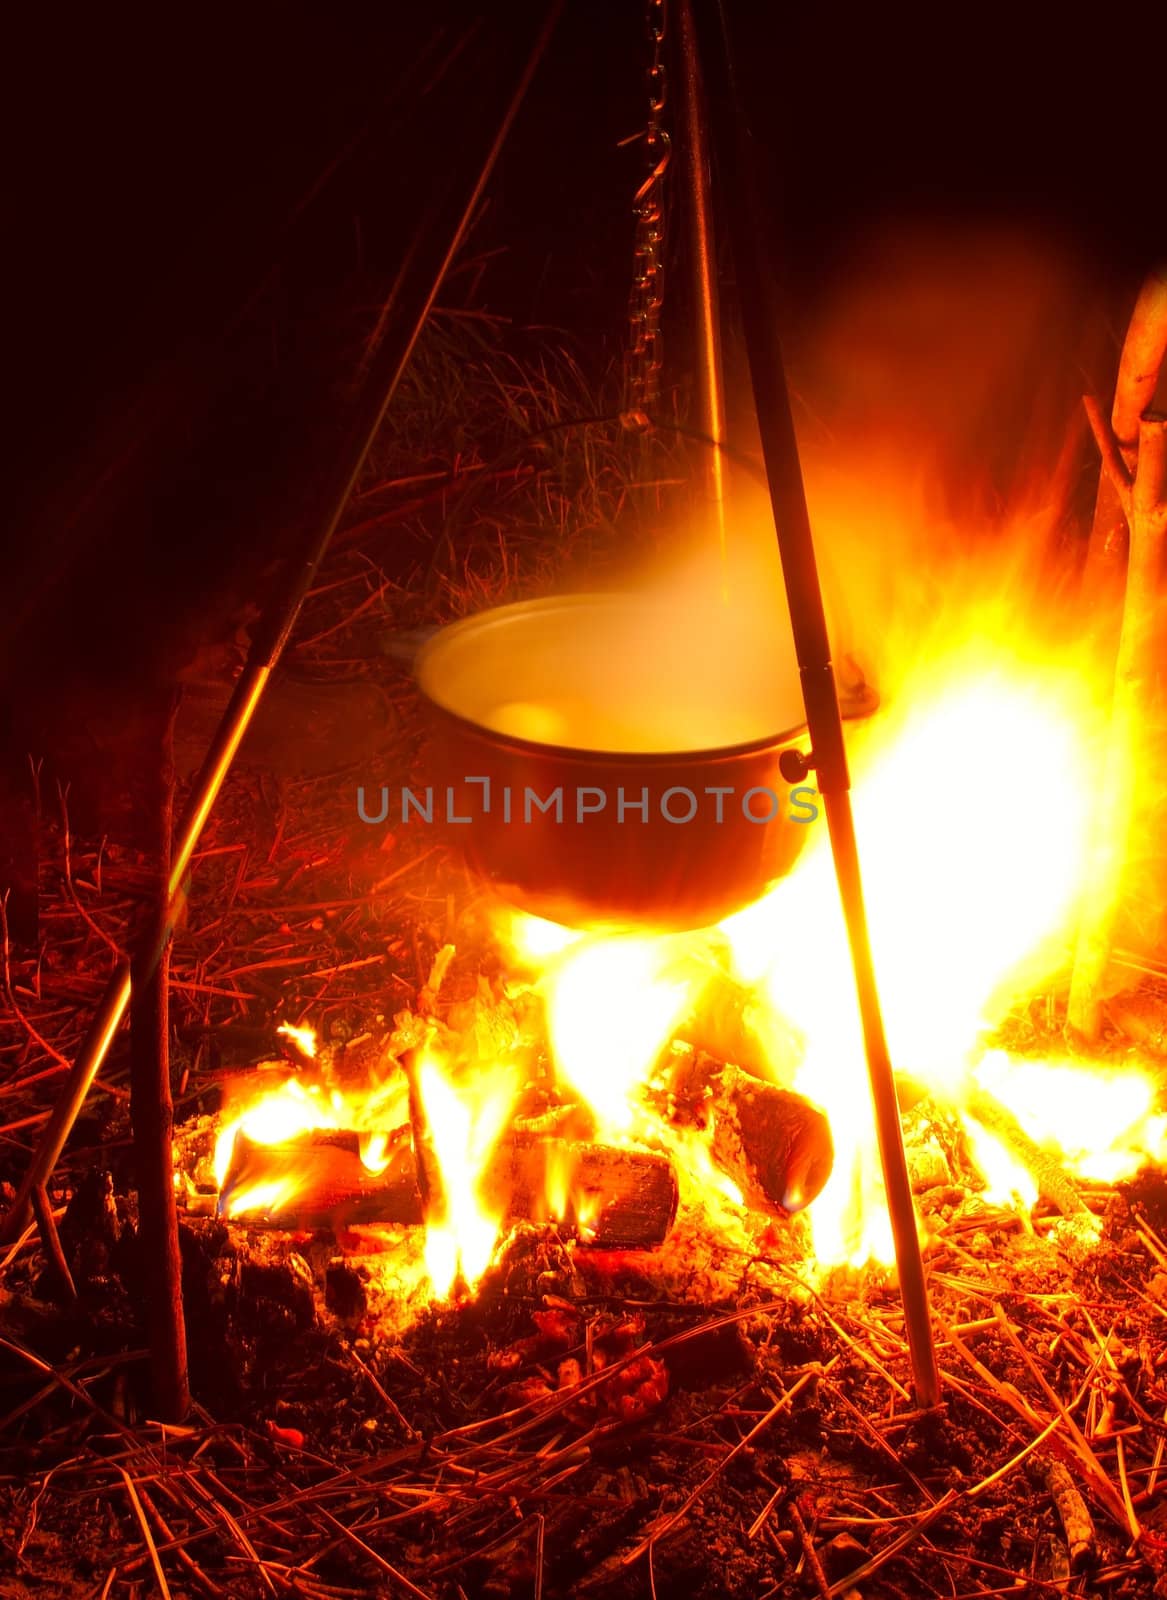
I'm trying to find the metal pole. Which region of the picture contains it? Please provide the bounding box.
[674,0,729,579]
[692,0,941,1407]
[0,2,564,1246]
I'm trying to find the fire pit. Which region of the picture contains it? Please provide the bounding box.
[194,932,837,1269]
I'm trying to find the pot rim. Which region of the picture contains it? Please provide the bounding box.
[415,592,813,764]
[423,698,808,765]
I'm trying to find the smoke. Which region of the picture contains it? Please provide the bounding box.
[607,224,1115,714]
[478,226,1131,835]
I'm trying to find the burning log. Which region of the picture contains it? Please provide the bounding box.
[483,1135,678,1247]
[218,1129,679,1248]
[1071,269,1167,1040]
[220,1131,424,1227]
[659,1044,833,1213]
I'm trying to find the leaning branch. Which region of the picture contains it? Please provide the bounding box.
[1082,394,1132,519]
[1070,411,1167,1038]
[1112,269,1167,462]
[1083,267,1167,588]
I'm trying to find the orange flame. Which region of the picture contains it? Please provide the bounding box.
[210,376,1166,1292]
[276,1021,318,1059]
[499,514,1162,1267]
[416,1049,518,1298]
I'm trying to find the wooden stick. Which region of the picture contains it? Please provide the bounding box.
[1083,394,1132,518]
[30,1183,77,1304]
[689,0,940,1408]
[1070,412,1167,1039]
[129,693,190,1422]
[1112,270,1167,460]
[787,1498,831,1600]
[114,1464,173,1600]
[402,1053,444,1223]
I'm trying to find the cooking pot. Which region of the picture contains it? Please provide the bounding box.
[414,593,870,931]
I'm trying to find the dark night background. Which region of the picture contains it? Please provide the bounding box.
[1,2,1165,819]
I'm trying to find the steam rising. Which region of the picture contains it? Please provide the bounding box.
[473,228,1111,758]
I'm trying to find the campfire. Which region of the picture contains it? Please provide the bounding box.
[4,4,1167,1593]
[7,290,1167,1600]
[133,484,1167,1592]
[9,390,1167,1598]
[193,557,1167,1298]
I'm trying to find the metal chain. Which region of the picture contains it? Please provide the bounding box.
[623,0,670,425]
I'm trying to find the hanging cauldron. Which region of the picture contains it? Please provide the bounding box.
[415,592,872,931]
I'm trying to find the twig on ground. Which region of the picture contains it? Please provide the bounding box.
[29,1184,76,1303]
[114,1464,173,1600]
[788,1497,831,1600]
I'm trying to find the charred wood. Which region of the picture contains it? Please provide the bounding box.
[481,1134,678,1248]
[657,1043,833,1213]
[1041,1458,1096,1570]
